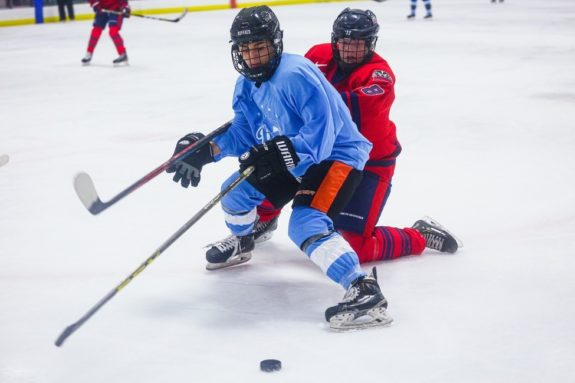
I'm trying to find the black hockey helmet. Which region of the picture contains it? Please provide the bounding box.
[331,8,379,72]
[230,6,283,83]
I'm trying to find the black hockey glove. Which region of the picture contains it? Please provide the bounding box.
[239,135,300,184]
[166,133,214,188]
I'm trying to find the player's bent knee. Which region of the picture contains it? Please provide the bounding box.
[288,206,334,249]
[340,230,379,263]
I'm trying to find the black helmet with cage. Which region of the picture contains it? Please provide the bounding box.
[331,8,379,72]
[230,6,283,83]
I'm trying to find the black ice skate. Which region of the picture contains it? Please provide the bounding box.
[412,216,462,253]
[205,234,255,270]
[81,52,92,65]
[254,216,279,244]
[325,267,393,331]
[113,53,128,65]
[424,13,433,19]
[407,13,416,19]
[204,217,276,270]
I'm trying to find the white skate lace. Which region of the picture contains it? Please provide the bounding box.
[254,218,278,236]
[254,221,269,235]
[213,236,239,253]
[424,233,444,251]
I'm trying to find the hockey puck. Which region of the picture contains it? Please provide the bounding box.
[260,359,281,372]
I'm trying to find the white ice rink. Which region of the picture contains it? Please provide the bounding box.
[1,0,575,382]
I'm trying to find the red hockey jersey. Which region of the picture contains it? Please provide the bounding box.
[89,0,128,11]
[305,43,401,168]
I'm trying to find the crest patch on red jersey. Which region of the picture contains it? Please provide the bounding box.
[372,70,393,83]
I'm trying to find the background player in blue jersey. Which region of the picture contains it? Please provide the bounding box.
[407,0,433,19]
[166,6,392,331]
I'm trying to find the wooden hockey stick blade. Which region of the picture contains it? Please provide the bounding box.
[74,172,106,215]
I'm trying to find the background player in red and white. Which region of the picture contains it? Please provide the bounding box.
[81,0,131,65]
[243,8,460,264]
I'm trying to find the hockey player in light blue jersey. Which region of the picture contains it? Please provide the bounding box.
[166,6,392,331]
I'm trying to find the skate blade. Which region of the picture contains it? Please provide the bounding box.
[205,252,252,271]
[421,216,464,249]
[254,231,274,244]
[329,307,393,332]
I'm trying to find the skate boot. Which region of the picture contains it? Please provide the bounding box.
[81,52,92,65]
[254,216,279,244]
[412,216,462,253]
[407,13,416,19]
[424,13,433,19]
[205,234,255,270]
[113,53,128,65]
[325,267,393,331]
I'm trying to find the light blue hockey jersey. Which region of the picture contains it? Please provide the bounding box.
[213,53,372,177]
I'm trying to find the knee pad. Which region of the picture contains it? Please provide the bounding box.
[288,206,334,249]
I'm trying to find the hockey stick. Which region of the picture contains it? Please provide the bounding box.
[55,165,255,347]
[103,8,189,23]
[74,120,231,215]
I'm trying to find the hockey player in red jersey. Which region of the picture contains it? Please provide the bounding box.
[81,0,131,65]
[236,8,460,264]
